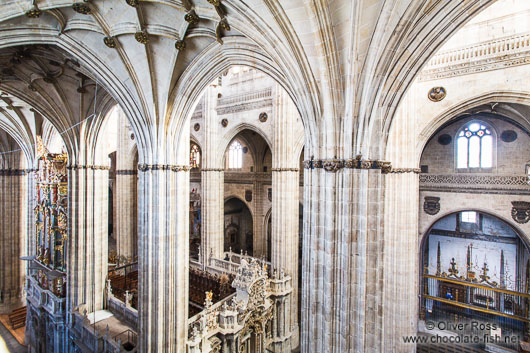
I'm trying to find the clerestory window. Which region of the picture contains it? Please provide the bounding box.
[227,140,243,169]
[456,121,493,169]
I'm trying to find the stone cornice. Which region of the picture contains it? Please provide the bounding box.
[271,168,299,172]
[116,169,138,175]
[137,164,191,172]
[390,168,422,174]
[0,169,33,175]
[201,168,224,172]
[67,165,111,170]
[303,158,393,173]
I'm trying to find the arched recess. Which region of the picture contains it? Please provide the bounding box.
[419,210,530,350]
[416,92,530,161]
[167,41,317,164]
[357,0,499,159]
[223,196,254,256]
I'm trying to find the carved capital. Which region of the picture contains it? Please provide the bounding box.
[323,160,344,172]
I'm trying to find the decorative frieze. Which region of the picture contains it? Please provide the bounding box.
[271,168,299,172]
[420,174,529,185]
[137,164,191,172]
[303,157,394,173]
[201,168,224,172]
[67,165,111,170]
[0,169,31,175]
[116,170,138,175]
[390,168,421,174]
[420,174,530,195]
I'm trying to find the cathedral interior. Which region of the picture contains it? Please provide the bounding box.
[0,0,529,353]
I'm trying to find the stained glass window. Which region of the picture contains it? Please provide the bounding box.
[456,122,492,169]
[190,144,200,169]
[228,140,243,169]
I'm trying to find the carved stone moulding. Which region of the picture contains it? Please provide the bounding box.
[511,201,530,224]
[103,37,117,48]
[424,196,441,215]
[428,86,446,102]
[137,164,191,172]
[134,31,149,44]
[303,157,393,173]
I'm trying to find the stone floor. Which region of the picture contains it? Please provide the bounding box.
[0,321,26,353]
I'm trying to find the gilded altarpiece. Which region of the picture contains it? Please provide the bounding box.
[34,148,68,297]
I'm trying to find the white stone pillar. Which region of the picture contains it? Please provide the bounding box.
[137,164,190,352]
[115,170,138,261]
[271,87,301,347]
[115,110,138,262]
[0,169,27,313]
[67,165,109,313]
[201,86,224,262]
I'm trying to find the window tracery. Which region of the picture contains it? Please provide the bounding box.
[227,140,243,169]
[456,121,493,169]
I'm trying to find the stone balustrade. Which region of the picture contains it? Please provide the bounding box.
[26,275,65,317]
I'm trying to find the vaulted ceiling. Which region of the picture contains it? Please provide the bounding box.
[0,0,499,162]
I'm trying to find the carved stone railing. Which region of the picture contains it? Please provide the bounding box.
[187,259,290,353]
[419,32,530,80]
[419,174,530,194]
[216,88,272,115]
[105,280,138,330]
[26,275,66,317]
[69,310,134,353]
[208,258,240,274]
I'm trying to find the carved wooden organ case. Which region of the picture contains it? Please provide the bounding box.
[34,149,68,297]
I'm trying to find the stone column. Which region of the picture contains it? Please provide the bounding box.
[380,92,419,352]
[0,168,27,313]
[201,86,224,262]
[115,109,138,262]
[137,164,189,352]
[300,162,387,353]
[115,170,137,261]
[67,165,109,314]
[271,87,300,347]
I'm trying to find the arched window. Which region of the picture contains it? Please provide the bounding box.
[190,144,200,169]
[227,140,243,169]
[456,121,492,169]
